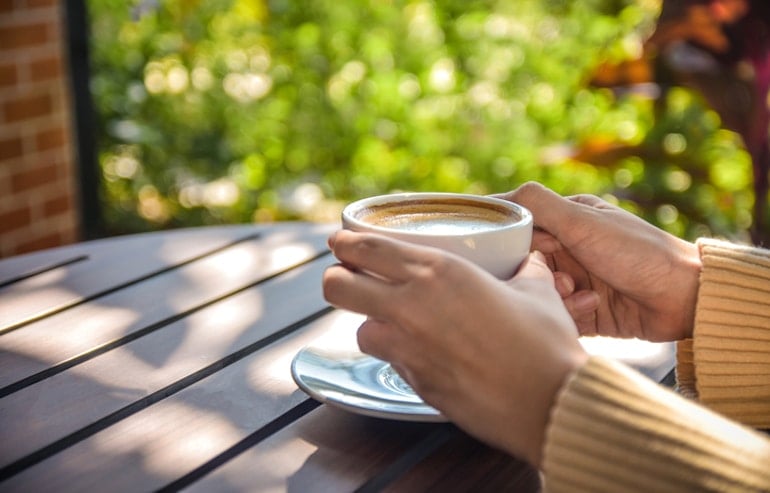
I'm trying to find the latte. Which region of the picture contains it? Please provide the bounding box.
[341,192,532,280]
[354,199,519,235]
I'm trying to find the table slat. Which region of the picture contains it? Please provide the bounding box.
[180,405,452,493]
[0,309,351,492]
[0,228,331,390]
[382,432,540,492]
[0,256,334,472]
[0,224,333,333]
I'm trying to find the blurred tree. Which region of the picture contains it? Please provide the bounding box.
[591,0,770,243]
[87,0,757,243]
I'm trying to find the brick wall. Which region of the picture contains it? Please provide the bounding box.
[0,0,80,258]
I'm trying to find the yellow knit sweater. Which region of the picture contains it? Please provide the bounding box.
[542,238,770,492]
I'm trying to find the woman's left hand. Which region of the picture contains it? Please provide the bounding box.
[322,230,588,467]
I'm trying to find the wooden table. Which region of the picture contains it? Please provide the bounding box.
[0,223,675,492]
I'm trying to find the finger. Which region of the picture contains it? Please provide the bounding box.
[553,271,575,298]
[389,362,413,387]
[322,264,395,319]
[567,193,612,208]
[327,231,340,250]
[358,322,420,395]
[563,290,600,315]
[546,247,593,292]
[501,182,599,242]
[328,231,361,272]
[532,229,563,254]
[575,312,599,336]
[357,318,401,362]
[565,193,619,210]
[329,230,437,283]
[561,289,600,322]
[512,251,555,283]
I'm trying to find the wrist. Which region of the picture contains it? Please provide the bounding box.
[677,239,702,340]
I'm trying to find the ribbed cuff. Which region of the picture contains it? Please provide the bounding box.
[693,238,770,427]
[543,356,770,493]
[675,338,697,399]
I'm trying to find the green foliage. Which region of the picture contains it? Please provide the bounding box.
[89,0,754,241]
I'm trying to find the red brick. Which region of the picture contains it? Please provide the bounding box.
[0,135,24,160]
[0,2,78,259]
[29,56,62,82]
[27,0,58,8]
[35,125,66,151]
[0,23,50,51]
[0,206,32,233]
[43,193,73,216]
[0,2,16,15]
[11,162,58,191]
[3,93,53,122]
[0,63,18,87]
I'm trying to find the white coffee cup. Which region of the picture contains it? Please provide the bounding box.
[341,192,533,279]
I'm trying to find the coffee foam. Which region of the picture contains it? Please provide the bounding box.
[354,199,519,234]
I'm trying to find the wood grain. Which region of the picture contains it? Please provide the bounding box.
[0,225,332,390]
[0,308,351,491]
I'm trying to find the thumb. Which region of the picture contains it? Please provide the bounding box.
[498,182,593,241]
[513,251,555,284]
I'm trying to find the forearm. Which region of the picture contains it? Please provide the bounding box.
[542,357,770,492]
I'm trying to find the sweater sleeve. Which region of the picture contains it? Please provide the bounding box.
[542,238,770,492]
[683,238,770,427]
[542,356,770,493]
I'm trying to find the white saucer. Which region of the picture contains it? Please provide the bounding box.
[291,344,447,422]
[291,311,675,422]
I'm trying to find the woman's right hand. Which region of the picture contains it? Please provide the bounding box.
[498,182,703,342]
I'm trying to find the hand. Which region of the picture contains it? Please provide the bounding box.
[323,230,587,467]
[497,182,702,341]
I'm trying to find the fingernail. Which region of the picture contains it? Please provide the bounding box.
[573,290,600,312]
[554,272,574,296]
[327,231,338,249]
[531,250,546,262]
